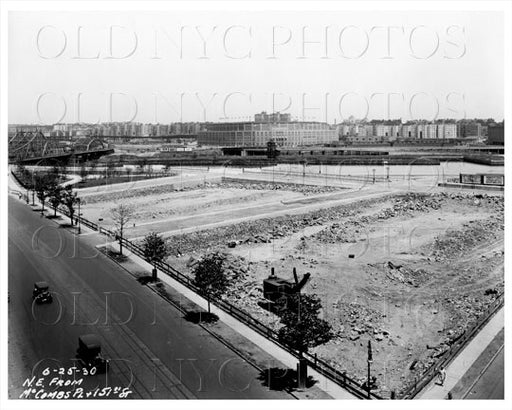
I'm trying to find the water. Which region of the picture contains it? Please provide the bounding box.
[267,161,504,179]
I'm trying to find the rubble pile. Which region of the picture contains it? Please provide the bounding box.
[333,301,389,343]
[185,252,249,282]
[203,181,342,196]
[83,183,178,204]
[165,192,489,254]
[380,261,431,287]
[429,218,504,261]
[442,283,504,328]
[312,193,445,244]
[164,195,397,255]
[312,219,366,244]
[185,252,265,305]
[440,191,504,211]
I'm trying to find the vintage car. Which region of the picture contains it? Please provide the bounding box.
[76,334,109,373]
[32,281,53,304]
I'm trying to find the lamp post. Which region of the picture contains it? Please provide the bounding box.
[77,198,81,234]
[367,340,373,399]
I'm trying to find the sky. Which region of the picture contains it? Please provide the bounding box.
[8,10,505,124]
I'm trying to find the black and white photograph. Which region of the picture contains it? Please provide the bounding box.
[1,0,510,407]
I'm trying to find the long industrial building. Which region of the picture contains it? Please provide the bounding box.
[197,112,338,147]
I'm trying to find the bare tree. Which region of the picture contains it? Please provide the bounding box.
[110,204,134,255]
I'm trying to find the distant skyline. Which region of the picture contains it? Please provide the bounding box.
[7,115,503,127]
[9,10,505,124]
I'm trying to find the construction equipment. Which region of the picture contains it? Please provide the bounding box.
[263,267,311,303]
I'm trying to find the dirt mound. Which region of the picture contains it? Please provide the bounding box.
[429,218,504,261]
[204,181,342,196]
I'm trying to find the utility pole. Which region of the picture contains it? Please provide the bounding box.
[367,340,373,399]
[272,161,275,186]
[77,197,81,234]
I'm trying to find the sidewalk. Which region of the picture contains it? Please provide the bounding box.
[418,307,504,399]
[101,240,358,400]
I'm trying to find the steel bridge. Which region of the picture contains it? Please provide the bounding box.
[8,131,114,164]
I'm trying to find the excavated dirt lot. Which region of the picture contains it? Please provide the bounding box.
[80,176,503,396]
[80,181,343,231]
[162,191,504,396]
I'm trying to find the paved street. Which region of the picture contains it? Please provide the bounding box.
[463,347,504,399]
[8,195,291,399]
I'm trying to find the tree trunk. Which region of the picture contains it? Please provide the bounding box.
[207,294,211,313]
[119,227,123,255]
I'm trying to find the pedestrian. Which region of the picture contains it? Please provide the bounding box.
[438,366,446,386]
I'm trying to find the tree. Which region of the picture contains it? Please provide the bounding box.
[193,253,228,314]
[111,203,134,255]
[61,185,79,225]
[275,293,333,356]
[34,173,58,215]
[142,232,170,263]
[48,184,63,217]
